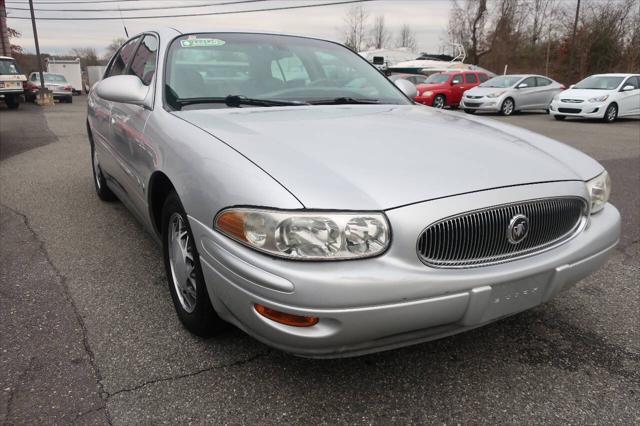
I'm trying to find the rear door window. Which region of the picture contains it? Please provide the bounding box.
[106,37,140,78]
[128,35,159,85]
[536,77,552,86]
[464,73,478,83]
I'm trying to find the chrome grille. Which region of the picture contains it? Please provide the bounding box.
[561,99,584,103]
[417,198,587,268]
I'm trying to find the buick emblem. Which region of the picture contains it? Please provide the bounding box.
[507,214,529,244]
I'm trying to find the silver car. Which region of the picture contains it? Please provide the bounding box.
[462,74,564,115]
[88,28,620,358]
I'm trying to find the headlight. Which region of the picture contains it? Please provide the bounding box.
[588,95,609,103]
[486,91,506,98]
[214,208,390,260]
[421,90,433,97]
[585,171,611,213]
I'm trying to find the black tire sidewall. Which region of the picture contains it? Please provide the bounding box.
[90,140,117,201]
[161,191,223,337]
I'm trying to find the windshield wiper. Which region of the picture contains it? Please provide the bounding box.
[174,95,309,109]
[308,97,381,105]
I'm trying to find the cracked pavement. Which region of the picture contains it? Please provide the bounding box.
[0,99,638,424]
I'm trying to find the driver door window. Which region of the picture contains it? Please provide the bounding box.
[106,37,140,78]
[519,77,536,88]
[451,75,463,85]
[128,35,158,86]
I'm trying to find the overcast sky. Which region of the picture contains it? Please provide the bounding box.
[6,0,453,56]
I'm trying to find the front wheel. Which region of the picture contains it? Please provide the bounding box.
[162,191,225,337]
[5,95,20,110]
[500,98,515,116]
[603,103,617,123]
[90,135,117,201]
[432,95,446,109]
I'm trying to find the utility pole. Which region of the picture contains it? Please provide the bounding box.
[28,0,51,105]
[1,0,11,57]
[569,0,581,76]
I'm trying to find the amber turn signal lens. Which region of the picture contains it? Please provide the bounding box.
[215,211,246,241]
[254,304,319,327]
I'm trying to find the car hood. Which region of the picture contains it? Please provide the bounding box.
[416,82,448,91]
[466,86,512,96]
[558,88,611,100]
[175,105,602,210]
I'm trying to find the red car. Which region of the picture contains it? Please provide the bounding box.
[414,71,490,108]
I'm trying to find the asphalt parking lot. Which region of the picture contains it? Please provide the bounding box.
[1,98,638,424]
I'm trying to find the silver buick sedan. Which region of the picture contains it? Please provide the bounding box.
[87,28,620,358]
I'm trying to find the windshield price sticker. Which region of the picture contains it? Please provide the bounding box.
[180,39,226,48]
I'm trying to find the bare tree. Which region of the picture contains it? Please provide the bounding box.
[370,15,390,49]
[71,47,99,67]
[396,24,417,50]
[448,0,490,64]
[342,5,369,51]
[104,37,126,60]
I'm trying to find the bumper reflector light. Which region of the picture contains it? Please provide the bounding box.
[254,304,319,327]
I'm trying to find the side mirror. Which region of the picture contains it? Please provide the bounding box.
[517,83,528,89]
[569,84,575,89]
[96,75,149,105]
[394,78,418,98]
[621,85,635,92]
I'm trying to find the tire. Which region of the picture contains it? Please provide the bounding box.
[89,131,117,201]
[603,103,617,123]
[500,98,515,116]
[464,109,475,114]
[554,115,566,121]
[161,190,225,337]
[5,95,19,110]
[432,94,446,109]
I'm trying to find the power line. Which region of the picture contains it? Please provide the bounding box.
[6,0,219,4]
[7,0,269,12]
[6,0,374,20]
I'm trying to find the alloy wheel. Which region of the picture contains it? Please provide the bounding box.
[433,96,445,109]
[92,149,102,189]
[167,213,198,313]
[502,99,514,115]
[605,104,617,122]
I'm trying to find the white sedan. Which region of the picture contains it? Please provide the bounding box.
[549,73,640,123]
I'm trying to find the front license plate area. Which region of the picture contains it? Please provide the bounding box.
[480,272,551,323]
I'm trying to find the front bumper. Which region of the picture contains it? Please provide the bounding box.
[414,94,435,106]
[190,181,620,358]
[549,100,607,118]
[460,96,502,111]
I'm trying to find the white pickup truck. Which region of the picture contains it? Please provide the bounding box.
[0,56,26,109]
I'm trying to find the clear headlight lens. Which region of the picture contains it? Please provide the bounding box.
[586,171,611,213]
[215,208,390,260]
[588,95,609,103]
[421,90,433,97]
[486,91,506,98]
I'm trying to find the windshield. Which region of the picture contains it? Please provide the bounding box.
[480,76,522,88]
[164,33,411,109]
[425,73,449,84]
[45,74,67,83]
[574,75,624,90]
[0,59,20,75]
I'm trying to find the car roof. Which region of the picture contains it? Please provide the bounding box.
[589,73,638,77]
[0,56,16,60]
[134,26,335,43]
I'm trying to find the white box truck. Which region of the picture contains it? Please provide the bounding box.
[46,58,82,94]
